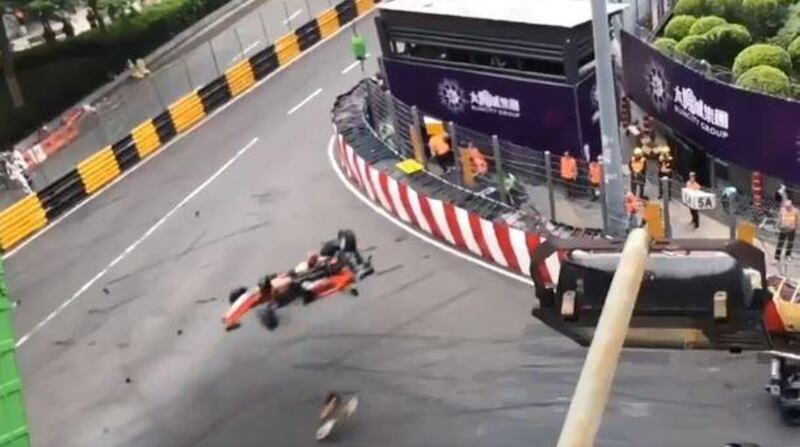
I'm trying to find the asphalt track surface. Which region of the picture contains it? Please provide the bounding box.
[7,14,800,447]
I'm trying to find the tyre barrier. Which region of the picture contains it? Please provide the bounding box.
[0,0,379,252]
[332,133,560,284]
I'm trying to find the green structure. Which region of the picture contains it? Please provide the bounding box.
[0,259,30,447]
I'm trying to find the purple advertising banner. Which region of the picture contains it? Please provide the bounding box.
[621,31,800,182]
[382,58,601,159]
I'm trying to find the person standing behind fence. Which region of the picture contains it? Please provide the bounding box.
[658,150,674,200]
[560,151,577,197]
[775,200,799,262]
[588,156,601,201]
[686,172,701,229]
[428,132,454,173]
[625,191,642,229]
[629,147,646,197]
[465,142,488,178]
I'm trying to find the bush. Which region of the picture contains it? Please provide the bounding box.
[654,37,680,54]
[710,0,743,22]
[675,0,709,16]
[665,15,699,40]
[676,34,712,59]
[736,65,792,95]
[741,0,787,38]
[689,15,728,35]
[788,35,800,67]
[732,43,792,77]
[706,23,752,66]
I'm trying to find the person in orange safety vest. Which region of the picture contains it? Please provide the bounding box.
[588,156,602,201]
[776,200,799,262]
[629,147,647,197]
[465,142,488,178]
[428,132,454,173]
[560,151,578,197]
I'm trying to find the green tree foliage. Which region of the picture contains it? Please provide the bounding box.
[675,0,709,16]
[787,35,800,68]
[665,15,698,40]
[654,37,679,54]
[676,34,711,59]
[732,43,792,77]
[689,15,728,35]
[735,64,792,95]
[709,0,743,22]
[771,2,800,47]
[706,23,752,66]
[741,0,787,39]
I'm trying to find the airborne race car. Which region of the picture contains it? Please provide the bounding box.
[223,230,373,331]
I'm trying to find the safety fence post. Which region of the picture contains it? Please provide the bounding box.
[410,106,426,166]
[728,190,737,240]
[209,41,221,76]
[492,135,507,204]
[234,27,246,60]
[0,257,31,447]
[383,90,399,152]
[709,157,716,190]
[447,121,460,184]
[258,11,270,42]
[661,177,672,239]
[545,150,556,222]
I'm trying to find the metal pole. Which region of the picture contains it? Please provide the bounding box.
[182,58,195,90]
[283,1,292,30]
[384,89,399,151]
[305,0,312,20]
[209,41,221,76]
[149,77,166,109]
[661,176,672,239]
[591,0,627,237]
[411,106,425,166]
[709,157,716,190]
[233,27,246,61]
[492,135,508,204]
[729,191,737,240]
[448,121,461,170]
[557,228,650,447]
[258,11,270,42]
[599,157,608,231]
[545,150,557,222]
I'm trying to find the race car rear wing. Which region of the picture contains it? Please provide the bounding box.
[529,238,772,351]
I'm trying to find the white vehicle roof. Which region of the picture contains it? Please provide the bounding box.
[379,0,628,29]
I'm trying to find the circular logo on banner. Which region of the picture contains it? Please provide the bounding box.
[438,78,466,114]
[645,61,670,112]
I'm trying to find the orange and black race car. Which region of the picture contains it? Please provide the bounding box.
[223,230,373,331]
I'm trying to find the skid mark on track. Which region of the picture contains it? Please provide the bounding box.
[105,219,271,286]
[374,264,403,276]
[87,294,144,315]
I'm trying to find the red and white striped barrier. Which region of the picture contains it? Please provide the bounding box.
[334,134,560,283]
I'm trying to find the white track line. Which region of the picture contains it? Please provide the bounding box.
[287,88,323,115]
[341,53,369,74]
[16,137,259,348]
[4,9,376,260]
[283,9,302,24]
[326,136,533,286]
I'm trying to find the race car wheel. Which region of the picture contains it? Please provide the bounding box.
[229,286,248,304]
[337,229,357,252]
[260,308,279,331]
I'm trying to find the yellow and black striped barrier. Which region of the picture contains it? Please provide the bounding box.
[0,0,379,252]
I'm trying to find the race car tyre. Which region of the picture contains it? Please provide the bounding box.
[338,229,357,252]
[320,240,340,257]
[261,308,279,331]
[229,286,248,304]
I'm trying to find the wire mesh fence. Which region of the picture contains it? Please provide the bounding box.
[362,79,798,245]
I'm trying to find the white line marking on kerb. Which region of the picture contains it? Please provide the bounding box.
[283,9,302,24]
[287,88,323,115]
[326,136,532,286]
[4,9,375,260]
[15,137,259,348]
[341,53,370,74]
